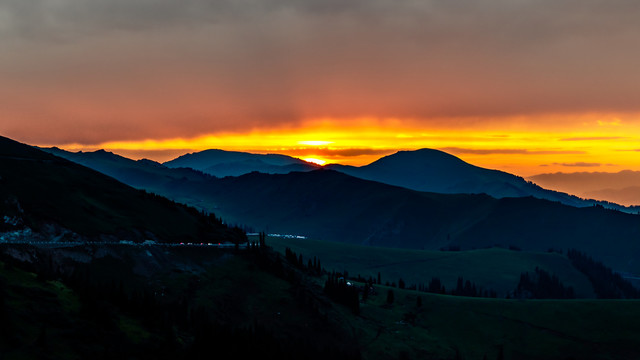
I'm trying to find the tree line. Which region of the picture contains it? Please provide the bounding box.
[567,249,639,299]
[513,267,575,299]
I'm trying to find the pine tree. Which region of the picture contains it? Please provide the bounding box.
[386,290,394,305]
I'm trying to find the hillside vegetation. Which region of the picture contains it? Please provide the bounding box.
[267,237,596,298]
[3,243,639,360]
[0,136,244,243]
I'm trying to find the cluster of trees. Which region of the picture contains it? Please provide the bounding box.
[450,277,499,298]
[513,267,575,299]
[284,247,322,275]
[348,272,498,299]
[281,248,362,315]
[387,276,498,298]
[567,249,640,299]
[324,272,360,315]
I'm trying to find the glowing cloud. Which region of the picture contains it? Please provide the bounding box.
[298,141,333,146]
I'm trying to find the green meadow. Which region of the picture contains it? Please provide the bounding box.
[266,236,596,298]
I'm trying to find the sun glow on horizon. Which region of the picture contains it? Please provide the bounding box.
[302,157,327,166]
[43,114,640,177]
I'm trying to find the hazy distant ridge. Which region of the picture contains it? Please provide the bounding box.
[163,149,319,177]
[529,170,640,206]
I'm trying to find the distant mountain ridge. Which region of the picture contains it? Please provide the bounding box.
[43,147,209,189]
[529,170,640,206]
[163,149,320,177]
[326,149,632,211]
[159,147,632,210]
[46,146,634,213]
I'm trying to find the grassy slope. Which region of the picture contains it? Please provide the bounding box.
[354,286,640,360]
[0,260,90,359]
[2,245,640,360]
[0,246,359,359]
[267,236,596,298]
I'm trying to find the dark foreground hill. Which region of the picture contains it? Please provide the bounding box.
[2,243,640,360]
[0,244,362,360]
[0,136,244,243]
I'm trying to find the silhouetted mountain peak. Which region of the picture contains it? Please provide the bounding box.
[366,148,472,172]
[136,158,165,168]
[164,148,318,176]
[165,149,307,169]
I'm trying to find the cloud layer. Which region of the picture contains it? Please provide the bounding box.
[2,0,640,145]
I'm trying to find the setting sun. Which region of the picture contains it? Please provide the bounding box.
[302,157,327,166]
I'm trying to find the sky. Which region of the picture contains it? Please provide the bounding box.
[2,0,640,176]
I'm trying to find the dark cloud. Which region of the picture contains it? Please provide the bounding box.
[440,147,586,155]
[2,0,640,144]
[561,137,627,141]
[553,162,602,167]
[279,147,396,158]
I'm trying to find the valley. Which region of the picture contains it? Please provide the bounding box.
[2,135,640,359]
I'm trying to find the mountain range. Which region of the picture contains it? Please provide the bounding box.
[45,146,635,211]
[41,145,640,274]
[162,148,635,211]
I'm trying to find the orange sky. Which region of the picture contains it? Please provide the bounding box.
[42,114,640,177]
[2,1,640,177]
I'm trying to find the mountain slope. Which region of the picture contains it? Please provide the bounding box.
[1,136,244,243]
[39,147,640,273]
[268,237,597,298]
[163,149,319,177]
[327,149,631,211]
[43,147,211,189]
[196,170,640,272]
[164,147,633,211]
